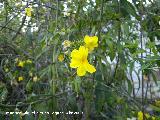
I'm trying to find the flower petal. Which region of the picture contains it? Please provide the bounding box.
[85,63,96,73]
[77,66,86,76]
[84,35,90,44]
[92,36,98,44]
[71,49,79,58]
[79,46,88,58]
[70,59,80,68]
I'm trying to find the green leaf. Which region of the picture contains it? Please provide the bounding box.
[26,80,33,92]
[24,105,34,120]
[120,0,137,18]
[149,104,160,112]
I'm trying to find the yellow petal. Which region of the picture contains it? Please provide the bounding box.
[18,61,24,67]
[92,36,98,44]
[152,116,156,120]
[84,35,98,45]
[84,35,98,52]
[138,111,143,120]
[71,49,79,58]
[70,59,81,68]
[25,8,32,17]
[58,54,64,62]
[85,45,95,52]
[84,35,90,44]
[85,63,96,73]
[93,43,98,48]
[18,76,24,81]
[26,59,32,64]
[79,46,88,58]
[77,66,86,76]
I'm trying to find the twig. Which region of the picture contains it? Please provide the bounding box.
[11,16,26,41]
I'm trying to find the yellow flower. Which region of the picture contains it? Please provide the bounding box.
[26,59,32,64]
[58,54,64,62]
[18,76,24,81]
[62,40,71,48]
[5,68,9,72]
[145,113,150,119]
[25,7,32,17]
[152,116,156,120]
[138,111,143,120]
[17,61,25,67]
[29,71,33,77]
[70,46,96,76]
[33,76,38,82]
[84,35,98,52]
[20,111,25,118]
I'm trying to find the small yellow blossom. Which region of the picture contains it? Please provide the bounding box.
[18,76,24,81]
[20,111,25,118]
[152,116,156,120]
[33,76,38,82]
[62,40,71,48]
[29,71,33,77]
[17,61,25,67]
[58,54,64,62]
[25,7,32,17]
[84,35,98,52]
[70,46,96,76]
[5,68,9,72]
[26,59,32,64]
[138,111,143,120]
[145,113,150,119]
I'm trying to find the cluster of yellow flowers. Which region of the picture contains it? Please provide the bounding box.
[138,111,155,120]
[18,74,38,82]
[25,7,32,17]
[58,40,72,62]
[70,35,98,76]
[16,59,32,68]
[15,58,34,82]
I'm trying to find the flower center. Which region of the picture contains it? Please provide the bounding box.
[81,56,86,63]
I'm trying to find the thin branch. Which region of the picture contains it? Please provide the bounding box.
[0,25,22,35]
[11,16,26,41]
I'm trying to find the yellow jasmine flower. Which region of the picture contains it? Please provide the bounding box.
[5,68,9,72]
[18,76,24,81]
[84,35,98,52]
[33,76,38,82]
[26,59,32,64]
[62,40,71,48]
[70,46,96,76]
[20,111,25,118]
[29,71,33,77]
[17,61,25,67]
[25,7,32,17]
[145,113,150,119]
[138,111,143,120]
[58,54,64,62]
[152,116,156,120]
